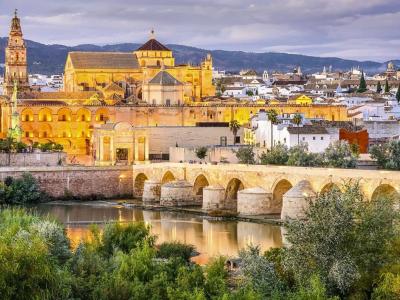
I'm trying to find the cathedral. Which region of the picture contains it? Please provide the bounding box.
[0,11,348,165]
[63,30,215,103]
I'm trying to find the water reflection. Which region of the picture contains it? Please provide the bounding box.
[35,203,283,263]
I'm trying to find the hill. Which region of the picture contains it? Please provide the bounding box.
[0,38,397,75]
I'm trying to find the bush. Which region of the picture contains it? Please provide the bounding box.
[1,173,44,204]
[101,222,155,257]
[370,140,400,170]
[324,141,357,168]
[284,182,399,297]
[157,241,195,262]
[0,208,72,300]
[287,144,325,167]
[234,146,255,164]
[259,143,289,165]
[195,147,208,160]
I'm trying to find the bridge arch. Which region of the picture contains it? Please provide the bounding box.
[371,184,399,202]
[193,174,209,196]
[225,178,244,212]
[134,173,148,198]
[161,171,176,184]
[320,182,341,195]
[272,179,293,212]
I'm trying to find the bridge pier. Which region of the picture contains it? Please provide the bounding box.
[142,180,161,203]
[160,180,198,206]
[237,187,273,215]
[203,186,225,210]
[281,180,316,220]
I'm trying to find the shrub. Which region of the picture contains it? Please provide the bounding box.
[234,146,255,164]
[2,173,44,204]
[157,241,196,262]
[370,140,400,170]
[324,141,357,168]
[284,182,399,297]
[287,144,324,167]
[195,147,208,160]
[259,143,289,165]
[101,222,155,257]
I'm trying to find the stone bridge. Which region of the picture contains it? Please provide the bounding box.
[132,163,400,218]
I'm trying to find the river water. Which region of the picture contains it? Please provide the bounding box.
[34,202,283,264]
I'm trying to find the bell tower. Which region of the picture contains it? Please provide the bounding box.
[4,9,30,96]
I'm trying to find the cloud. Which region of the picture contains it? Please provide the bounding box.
[0,0,399,61]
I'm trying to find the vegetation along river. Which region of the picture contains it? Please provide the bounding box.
[34,201,283,264]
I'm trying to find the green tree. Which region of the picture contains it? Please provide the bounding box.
[291,114,303,145]
[229,120,241,145]
[370,140,400,170]
[195,147,208,161]
[267,109,279,149]
[259,143,289,165]
[238,245,283,298]
[376,81,382,93]
[2,173,44,204]
[396,85,400,103]
[287,144,324,167]
[323,141,358,168]
[0,208,72,300]
[357,72,367,93]
[384,79,390,93]
[284,182,399,297]
[234,146,255,164]
[246,90,254,96]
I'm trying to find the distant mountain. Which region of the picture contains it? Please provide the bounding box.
[0,37,397,75]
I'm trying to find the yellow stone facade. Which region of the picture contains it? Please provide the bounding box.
[63,33,215,102]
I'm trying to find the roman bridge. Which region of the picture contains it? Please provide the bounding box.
[132,163,400,219]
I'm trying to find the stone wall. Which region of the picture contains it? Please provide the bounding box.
[0,152,67,167]
[0,166,132,198]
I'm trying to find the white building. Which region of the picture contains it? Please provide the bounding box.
[247,111,337,152]
[273,125,333,153]
[223,86,247,97]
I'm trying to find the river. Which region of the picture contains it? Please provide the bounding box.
[34,201,283,264]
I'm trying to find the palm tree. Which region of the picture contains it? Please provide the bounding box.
[266,109,278,150]
[292,114,303,145]
[229,120,240,145]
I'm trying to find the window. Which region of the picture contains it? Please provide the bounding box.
[235,136,241,144]
[166,99,171,106]
[284,138,286,143]
[313,136,316,140]
[302,137,305,141]
[321,137,324,140]
[220,136,227,146]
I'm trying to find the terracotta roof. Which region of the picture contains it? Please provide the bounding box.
[103,82,124,93]
[69,52,139,69]
[137,38,170,51]
[20,91,100,100]
[287,125,328,134]
[148,71,182,85]
[20,100,68,106]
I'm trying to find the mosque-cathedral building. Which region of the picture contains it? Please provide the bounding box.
[1,11,348,164]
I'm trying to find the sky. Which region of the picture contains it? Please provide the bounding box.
[0,0,399,62]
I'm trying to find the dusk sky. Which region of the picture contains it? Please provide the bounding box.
[1,0,399,62]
